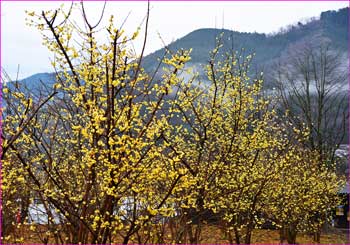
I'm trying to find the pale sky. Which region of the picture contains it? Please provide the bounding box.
[1,1,348,80]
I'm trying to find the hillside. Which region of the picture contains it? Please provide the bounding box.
[11,7,349,145]
[17,7,348,90]
[142,7,348,87]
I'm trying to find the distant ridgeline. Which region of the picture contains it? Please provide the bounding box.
[142,7,348,83]
[15,72,57,91]
[12,7,349,143]
[17,7,349,89]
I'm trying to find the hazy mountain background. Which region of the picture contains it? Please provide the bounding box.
[18,7,348,86]
[11,7,349,144]
[142,7,348,87]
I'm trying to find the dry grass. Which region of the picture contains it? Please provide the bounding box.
[4,224,349,244]
[201,226,349,244]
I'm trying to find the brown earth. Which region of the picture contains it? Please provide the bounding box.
[4,224,349,244]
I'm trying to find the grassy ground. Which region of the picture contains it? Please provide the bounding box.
[4,224,349,244]
[200,226,348,244]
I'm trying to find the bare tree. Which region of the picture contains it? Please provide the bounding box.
[274,39,348,167]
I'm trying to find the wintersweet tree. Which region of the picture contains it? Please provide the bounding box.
[161,39,288,243]
[1,78,57,242]
[267,146,342,244]
[2,4,191,244]
[2,3,344,245]
[160,39,342,244]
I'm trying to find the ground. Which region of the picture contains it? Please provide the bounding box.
[4,224,348,244]
[201,226,349,244]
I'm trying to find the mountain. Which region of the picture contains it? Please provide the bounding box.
[9,7,349,145]
[142,7,348,87]
[16,7,348,91]
[17,72,56,90]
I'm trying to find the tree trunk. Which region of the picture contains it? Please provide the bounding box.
[287,223,297,244]
[188,223,196,244]
[123,235,130,245]
[245,232,252,244]
[227,230,234,244]
[279,224,286,243]
[313,213,322,243]
[20,195,30,223]
[313,224,321,243]
[194,223,202,243]
[244,214,255,244]
[234,226,241,244]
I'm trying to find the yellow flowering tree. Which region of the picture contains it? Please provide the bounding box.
[2,4,190,244]
[2,4,343,245]
[267,144,342,244]
[160,40,285,243]
[1,76,58,242]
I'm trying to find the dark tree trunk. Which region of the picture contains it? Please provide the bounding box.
[234,226,241,244]
[123,235,130,245]
[287,223,297,244]
[279,224,287,243]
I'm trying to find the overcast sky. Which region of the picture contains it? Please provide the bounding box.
[1,1,348,80]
